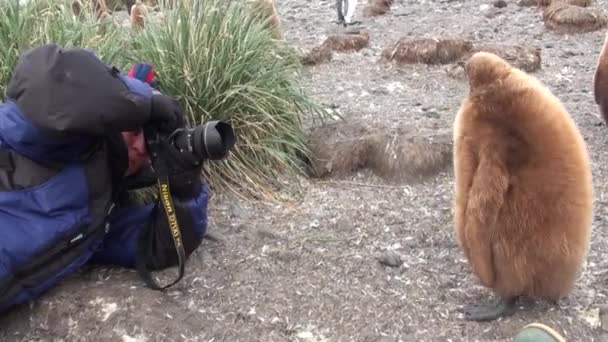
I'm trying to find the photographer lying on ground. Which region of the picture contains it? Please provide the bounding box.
[0,43,234,314]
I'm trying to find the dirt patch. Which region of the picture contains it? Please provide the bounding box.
[363,0,394,17]
[543,2,608,33]
[307,121,452,183]
[381,37,474,65]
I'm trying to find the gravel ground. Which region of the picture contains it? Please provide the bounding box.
[2,0,608,341]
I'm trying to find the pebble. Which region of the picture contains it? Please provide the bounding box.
[377,251,403,268]
[493,0,507,8]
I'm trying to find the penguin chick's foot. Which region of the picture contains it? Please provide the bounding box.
[460,296,518,322]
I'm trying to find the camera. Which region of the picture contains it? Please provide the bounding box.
[145,120,236,167]
[167,120,235,162]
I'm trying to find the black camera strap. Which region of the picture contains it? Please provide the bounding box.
[135,142,187,291]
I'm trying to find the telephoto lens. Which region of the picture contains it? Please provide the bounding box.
[171,121,235,162]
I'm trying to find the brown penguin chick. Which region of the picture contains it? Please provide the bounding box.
[93,0,110,18]
[249,0,284,40]
[594,30,608,125]
[130,1,148,30]
[452,51,593,322]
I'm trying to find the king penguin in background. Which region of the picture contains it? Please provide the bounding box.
[336,0,360,26]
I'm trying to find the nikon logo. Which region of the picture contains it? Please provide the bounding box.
[160,183,183,249]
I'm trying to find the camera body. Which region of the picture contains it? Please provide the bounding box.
[128,64,235,173]
[142,90,235,171]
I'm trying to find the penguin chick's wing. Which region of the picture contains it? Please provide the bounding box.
[463,144,509,288]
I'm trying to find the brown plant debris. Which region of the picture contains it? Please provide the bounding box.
[381,38,474,65]
[555,0,594,6]
[471,44,542,72]
[363,0,394,17]
[301,45,333,66]
[367,128,453,183]
[519,0,593,6]
[306,121,453,183]
[446,43,542,80]
[307,122,372,178]
[543,3,608,33]
[322,31,370,52]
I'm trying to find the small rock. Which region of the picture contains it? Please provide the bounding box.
[269,248,299,263]
[493,0,507,8]
[336,217,354,231]
[371,87,390,95]
[229,203,250,220]
[203,231,225,243]
[377,251,403,268]
[424,111,440,119]
[602,314,608,332]
[256,228,281,240]
[484,8,500,19]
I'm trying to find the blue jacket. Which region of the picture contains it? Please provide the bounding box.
[0,44,209,313]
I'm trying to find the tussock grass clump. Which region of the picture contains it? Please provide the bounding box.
[322,31,370,52]
[363,0,394,17]
[543,2,608,33]
[301,44,333,66]
[382,37,474,65]
[0,0,126,98]
[129,0,332,200]
[468,44,542,72]
[520,0,593,7]
[307,121,453,183]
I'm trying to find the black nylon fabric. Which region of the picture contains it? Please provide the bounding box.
[6,43,151,137]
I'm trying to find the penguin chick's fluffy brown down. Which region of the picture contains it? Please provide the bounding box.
[130,1,148,30]
[594,30,608,125]
[452,51,593,322]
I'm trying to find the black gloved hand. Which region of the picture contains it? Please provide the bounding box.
[150,94,186,135]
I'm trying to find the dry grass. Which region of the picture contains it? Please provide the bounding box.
[471,44,542,72]
[301,44,333,66]
[446,44,542,80]
[381,37,474,65]
[518,0,593,6]
[300,31,369,66]
[363,0,394,17]
[307,121,453,183]
[322,31,370,52]
[368,129,453,183]
[543,2,608,33]
[306,121,373,178]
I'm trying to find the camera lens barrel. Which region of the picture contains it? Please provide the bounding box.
[196,121,236,160]
[172,120,235,162]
